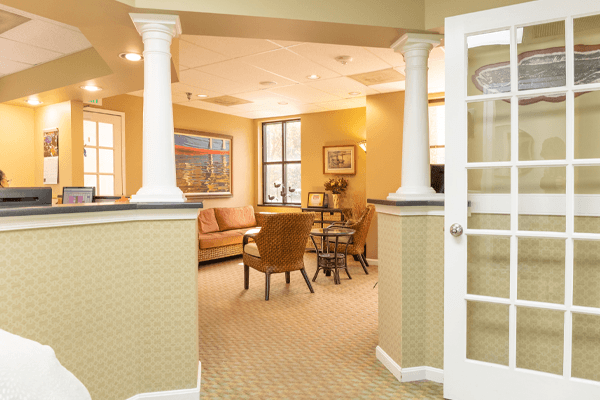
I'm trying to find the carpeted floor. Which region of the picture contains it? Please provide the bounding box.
[198,252,444,399]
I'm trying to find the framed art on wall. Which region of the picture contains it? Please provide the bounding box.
[174,128,233,199]
[323,145,356,175]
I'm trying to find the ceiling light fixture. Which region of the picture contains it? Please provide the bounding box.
[80,85,102,91]
[278,101,288,105]
[357,140,367,152]
[307,74,320,80]
[259,81,277,87]
[119,53,143,62]
[197,94,208,98]
[348,91,361,96]
[26,99,42,105]
[335,55,353,65]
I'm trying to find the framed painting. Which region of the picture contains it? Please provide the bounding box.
[174,128,233,199]
[323,145,356,175]
[307,192,326,208]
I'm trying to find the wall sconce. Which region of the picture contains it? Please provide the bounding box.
[357,140,367,152]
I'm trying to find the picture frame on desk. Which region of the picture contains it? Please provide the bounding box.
[307,192,328,208]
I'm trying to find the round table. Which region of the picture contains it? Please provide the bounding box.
[309,227,355,285]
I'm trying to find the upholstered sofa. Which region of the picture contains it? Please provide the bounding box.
[197,205,259,262]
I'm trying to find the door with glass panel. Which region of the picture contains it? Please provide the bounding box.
[83,110,123,196]
[445,1,600,399]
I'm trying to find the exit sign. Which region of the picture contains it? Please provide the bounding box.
[84,98,102,106]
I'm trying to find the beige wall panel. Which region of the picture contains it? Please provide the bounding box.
[0,219,199,400]
[425,215,444,369]
[0,104,35,187]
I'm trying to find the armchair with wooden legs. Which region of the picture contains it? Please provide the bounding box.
[243,213,315,301]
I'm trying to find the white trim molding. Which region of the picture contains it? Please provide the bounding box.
[375,204,445,216]
[127,362,201,400]
[376,347,444,384]
[366,258,379,266]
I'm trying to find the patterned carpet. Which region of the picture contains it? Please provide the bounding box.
[198,253,444,399]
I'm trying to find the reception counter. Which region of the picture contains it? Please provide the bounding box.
[0,202,203,400]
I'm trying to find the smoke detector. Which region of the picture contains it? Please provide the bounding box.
[186,92,192,101]
[335,55,353,65]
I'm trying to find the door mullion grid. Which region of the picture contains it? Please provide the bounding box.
[563,14,575,381]
[508,23,519,371]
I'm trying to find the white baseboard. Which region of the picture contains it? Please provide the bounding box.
[366,258,378,266]
[127,362,201,400]
[376,346,402,382]
[376,347,444,384]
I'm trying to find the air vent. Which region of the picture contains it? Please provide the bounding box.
[0,9,30,35]
[348,68,405,86]
[200,95,253,107]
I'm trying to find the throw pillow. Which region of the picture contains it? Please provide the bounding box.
[198,208,220,233]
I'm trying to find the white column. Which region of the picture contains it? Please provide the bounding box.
[388,33,443,201]
[129,14,185,203]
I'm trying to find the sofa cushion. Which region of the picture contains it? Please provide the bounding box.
[244,243,260,258]
[198,231,243,249]
[214,206,256,231]
[198,208,220,234]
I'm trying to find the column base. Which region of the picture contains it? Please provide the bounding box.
[130,186,186,203]
[387,187,443,202]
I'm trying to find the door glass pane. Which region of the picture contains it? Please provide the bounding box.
[84,174,97,190]
[467,29,511,97]
[84,147,97,173]
[575,90,600,159]
[264,123,282,162]
[518,21,566,91]
[285,121,301,161]
[516,307,564,375]
[572,313,600,382]
[285,164,301,204]
[467,235,510,298]
[574,14,600,87]
[99,149,114,173]
[84,120,96,146]
[573,240,600,308]
[518,98,566,161]
[517,237,565,304]
[98,122,113,147]
[99,175,114,196]
[466,301,509,366]
[264,164,282,203]
[468,99,511,163]
[518,167,565,232]
[468,168,511,230]
[575,166,600,233]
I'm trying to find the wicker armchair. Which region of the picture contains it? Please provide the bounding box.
[243,212,315,301]
[327,204,375,275]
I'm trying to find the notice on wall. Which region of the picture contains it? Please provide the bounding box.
[43,128,59,185]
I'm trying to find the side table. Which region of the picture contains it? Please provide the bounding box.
[309,227,355,285]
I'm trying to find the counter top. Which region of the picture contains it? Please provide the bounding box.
[367,198,445,207]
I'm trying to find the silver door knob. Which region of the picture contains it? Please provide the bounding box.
[450,223,463,237]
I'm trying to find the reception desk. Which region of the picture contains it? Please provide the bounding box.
[0,202,202,400]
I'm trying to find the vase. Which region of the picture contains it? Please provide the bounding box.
[332,193,340,209]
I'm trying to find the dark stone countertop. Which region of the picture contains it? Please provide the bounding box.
[0,201,203,218]
[367,198,445,207]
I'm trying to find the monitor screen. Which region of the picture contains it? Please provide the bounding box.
[62,187,95,204]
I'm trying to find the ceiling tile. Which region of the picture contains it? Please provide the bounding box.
[181,35,280,58]
[0,37,62,65]
[0,20,91,55]
[364,47,405,68]
[268,84,341,103]
[348,68,404,86]
[233,89,298,104]
[171,82,222,98]
[368,81,406,93]
[0,8,29,35]
[239,48,340,83]
[289,43,392,76]
[241,110,283,119]
[174,99,237,115]
[304,76,377,98]
[197,59,297,90]
[0,56,31,75]
[316,98,367,111]
[178,40,229,68]
[267,40,303,48]
[179,68,256,94]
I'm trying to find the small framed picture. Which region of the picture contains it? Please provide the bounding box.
[323,145,356,175]
[307,192,326,208]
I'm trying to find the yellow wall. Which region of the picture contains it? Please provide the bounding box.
[0,104,35,187]
[33,100,84,198]
[95,95,255,208]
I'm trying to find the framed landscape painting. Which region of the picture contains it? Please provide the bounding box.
[174,128,233,199]
[323,145,356,175]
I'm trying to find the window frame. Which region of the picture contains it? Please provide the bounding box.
[261,119,301,206]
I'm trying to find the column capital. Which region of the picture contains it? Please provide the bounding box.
[129,13,182,38]
[391,33,443,54]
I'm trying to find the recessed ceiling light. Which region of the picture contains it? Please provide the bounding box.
[278,101,288,105]
[349,92,361,96]
[26,99,42,105]
[259,81,277,87]
[197,94,208,98]
[119,53,143,62]
[335,55,353,65]
[307,74,320,80]
[80,85,102,92]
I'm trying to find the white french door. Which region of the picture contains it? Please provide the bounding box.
[445,1,600,399]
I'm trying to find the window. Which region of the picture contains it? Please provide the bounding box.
[262,120,301,205]
[429,97,445,164]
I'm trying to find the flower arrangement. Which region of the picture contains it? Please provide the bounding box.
[324,177,348,194]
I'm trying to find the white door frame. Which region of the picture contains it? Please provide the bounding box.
[445,1,600,399]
